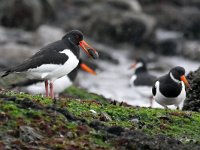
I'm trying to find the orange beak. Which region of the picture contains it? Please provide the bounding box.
[79,40,99,59]
[128,63,137,70]
[80,63,96,75]
[180,75,192,90]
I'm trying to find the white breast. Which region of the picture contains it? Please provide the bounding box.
[154,81,186,107]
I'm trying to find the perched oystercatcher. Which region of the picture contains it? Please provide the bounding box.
[152,66,191,109]
[1,30,99,99]
[129,58,157,107]
[11,61,96,97]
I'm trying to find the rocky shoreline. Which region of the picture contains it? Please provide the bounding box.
[0,87,199,149]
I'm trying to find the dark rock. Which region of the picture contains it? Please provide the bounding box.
[183,68,200,112]
[19,126,43,142]
[63,1,155,46]
[107,126,124,136]
[47,106,78,121]
[3,96,16,102]
[113,130,200,150]
[139,0,200,8]
[98,51,119,64]
[19,98,42,109]
[0,0,55,30]
[182,40,200,61]
[143,4,200,40]
[89,120,106,130]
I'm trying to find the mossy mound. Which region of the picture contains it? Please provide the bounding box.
[0,87,199,149]
[183,67,200,112]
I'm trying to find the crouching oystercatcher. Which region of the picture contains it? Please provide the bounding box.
[152,66,191,109]
[10,61,96,97]
[129,58,157,107]
[1,30,99,99]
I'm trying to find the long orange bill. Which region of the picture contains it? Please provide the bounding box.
[128,63,137,70]
[180,75,192,90]
[79,40,99,59]
[80,63,96,75]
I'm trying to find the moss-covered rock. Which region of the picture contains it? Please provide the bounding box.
[183,67,200,112]
[0,87,199,149]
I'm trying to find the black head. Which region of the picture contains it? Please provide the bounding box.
[62,30,99,59]
[62,30,83,45]
[135,58,147,68]
[130,58,147,74]
[170,66,185,81]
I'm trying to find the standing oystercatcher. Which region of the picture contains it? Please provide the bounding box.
[1,30,99,99]
[152,66,191,109]
[129,58,157,107]
[10,61,96,97]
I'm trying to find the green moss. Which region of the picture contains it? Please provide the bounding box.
[65,86,109,104]
[6,91,52,105]
[0,87,200,148]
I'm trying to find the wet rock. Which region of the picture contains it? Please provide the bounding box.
[107,0,142,12]
[139,0,200,8]
[35,25,65,46]
[47,106,78,121]
[143,4,200,40]
[19,126,43,143]
[3,96,16,102]
[153,29,183,56]
[183,68,200,112]
[0,0,55,30]
[113,130,200,150]
[0,25,35,45]
[182,40,200,61]
[89,120,106,130]
[64,1,156,46]
[0,25,65,67]
[85,12,155,46]
[0,43,36,67]
[107,126,124,136]
[19,98,42,109]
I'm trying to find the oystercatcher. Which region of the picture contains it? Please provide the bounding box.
[1,30,99,99]
[129,58,157,107]
[11,61,96,97]
[152,66,191,109]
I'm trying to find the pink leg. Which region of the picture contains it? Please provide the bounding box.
[45,80,48,97]
[49,82,54,99]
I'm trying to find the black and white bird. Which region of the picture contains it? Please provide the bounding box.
[129,58,157,107]
[1,30,99,99]
[10,61,96,97]
[152,66,191,109]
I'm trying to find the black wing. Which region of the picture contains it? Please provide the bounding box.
[2,52,69,77]
[34,40,67,57]
[152,82,157,96]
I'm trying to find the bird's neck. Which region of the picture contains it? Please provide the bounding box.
[65,40,80,59]
[169,72,181,84]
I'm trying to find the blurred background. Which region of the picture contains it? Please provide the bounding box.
[0,0,200,108]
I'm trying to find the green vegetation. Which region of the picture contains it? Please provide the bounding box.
[0,86,199,149]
